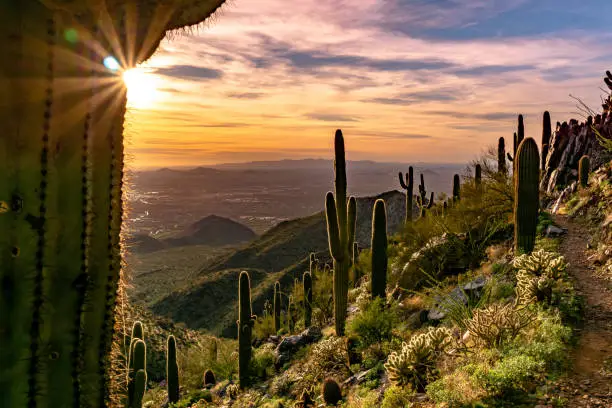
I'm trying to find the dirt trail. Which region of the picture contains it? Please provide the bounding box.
[553,215,612,407]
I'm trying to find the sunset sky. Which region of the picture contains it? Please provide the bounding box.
[122,0,612,169]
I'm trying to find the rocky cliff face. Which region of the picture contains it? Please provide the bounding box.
[542,114,612,193]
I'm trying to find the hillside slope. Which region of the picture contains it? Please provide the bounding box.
[150,190,405,336]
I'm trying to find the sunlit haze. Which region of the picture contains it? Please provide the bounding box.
[122,0,612,169]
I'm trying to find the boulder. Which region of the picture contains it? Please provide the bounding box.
[427,276,488,322]
[343,369,374,386]
[545,225,567,237]
[274,326,322,368]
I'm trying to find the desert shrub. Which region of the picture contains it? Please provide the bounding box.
[384,327,453,391]
[254,313,276,341]
[477,354,541,394]
[294,336,351,395]
[250,343,276,380]
[381,385,414,408]
[347,297,396,349]
[312,267,334,327]
[343,388,380,408]
[168,389,212,408]
[269,372,293,397]
[178,338,237,389]
[465,302,535,348]
[427,368,486,407]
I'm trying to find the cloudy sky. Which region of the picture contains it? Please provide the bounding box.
[123,0,612,169]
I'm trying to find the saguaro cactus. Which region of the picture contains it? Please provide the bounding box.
[128,339,147,406]
[508,132,518,162]
[475,164,482,187]
[274,281,281,332]
[579,155,590,188]
[325,130,357,336]
[541,111,551,171]
[309,253,317,277]
[453,174,461,201]
[238,271,255,388]
[132,370,147,408]
[303,272,313,328]
[514,138,540,254]
[398,167,414,223]
[498,137,507,174]
[288,295,295,333]
[371,200,388,299]
[517,114,525,146]
[0,2,226,407]
[167,335,179,404]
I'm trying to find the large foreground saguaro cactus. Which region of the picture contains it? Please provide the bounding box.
[325,130,357,336]
[0,1,226,407]
[514,138,540,254]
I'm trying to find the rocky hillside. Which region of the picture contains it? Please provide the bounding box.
[148,191,405,337]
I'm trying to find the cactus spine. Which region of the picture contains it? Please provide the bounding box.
[274,281,281,332]
[579,155,590,188]
[325,130,357,336]
[238,271,255,388]
[514,138,540,254]
[398,167,414,223]
[303,272,313,328]
[498,137,507,174]
[167,335,179,404]
[453,174,461,201]
[541,111,551,171]
[371,200,388,299]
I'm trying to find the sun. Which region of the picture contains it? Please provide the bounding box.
[122,67,160,109]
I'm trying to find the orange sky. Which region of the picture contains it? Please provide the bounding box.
[121,0,612,170]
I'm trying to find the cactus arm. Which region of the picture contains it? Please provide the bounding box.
[347,196,356,256]
[517,114,525,146]
[514,138,540,254]
[507,153,514,162]
[398,172,407,189]
[325,192,341,261]
[605,71,612,90]
[513,132,518,156]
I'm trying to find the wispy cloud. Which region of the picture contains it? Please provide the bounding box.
[124,0,612,168]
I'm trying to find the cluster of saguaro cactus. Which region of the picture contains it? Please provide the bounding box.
[238,271,255,388]
[371,199,388,299]
[274,281,282,332]
[541,111,551,171]
[453,174,461,201]
[167,335,180,404]
[325,130,357,336]
[498,137,507,174]
[303,272,313,328]
[398,167,414,223]
[514,138,540,254]
[414,173,434,217]
[127,322,147,408]
[579,155,590,188]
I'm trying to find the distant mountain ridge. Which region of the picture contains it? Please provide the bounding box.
[126,215,256,253]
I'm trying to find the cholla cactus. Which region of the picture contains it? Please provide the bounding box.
[465,303,534,348]
[513,249,566,279]
[384,327,452,389]
[226,383,240,399]
[515,270,555,305]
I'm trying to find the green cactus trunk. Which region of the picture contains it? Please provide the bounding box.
[132,370,147,408]
[453,174,461,201]
[128,339,147,406]
[541,111,551,171]
[579,155,590,188]
[517,114,525,146]
[371,200,388,299]
[514,138,540,254]
[303,272,313,328]
[309,253,317,278]
[167,335,179,404]
[238,271,254,388]
[475,164,482,187]
[273,281,281,333]
[0,4,126,407]
[288,295,295,333]
[325,130,356,336]
[398,167,414,223]
[498,137,507,174]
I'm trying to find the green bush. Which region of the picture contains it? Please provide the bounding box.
[347,297,396,349]
[250,344,276,381]
[478,354,541,394]
[254,313,276,341]
[169,389,212,408]
[381,385,414,408]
